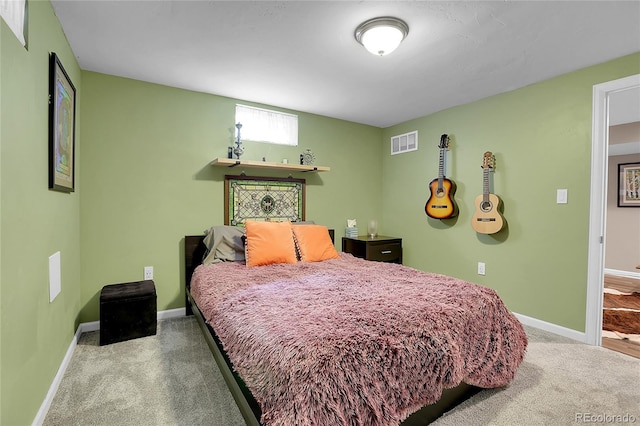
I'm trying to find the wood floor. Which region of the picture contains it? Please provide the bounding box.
[602,274,640,359]
[604,274,640,294]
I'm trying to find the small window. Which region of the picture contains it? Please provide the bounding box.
[391,130,418,155]
[235,104,298,146]
[0,0,27,46]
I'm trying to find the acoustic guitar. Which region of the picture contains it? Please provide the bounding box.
[425,134,458,219]
[471,152,504,234]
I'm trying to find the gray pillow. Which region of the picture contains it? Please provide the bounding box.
[202,226,246,264]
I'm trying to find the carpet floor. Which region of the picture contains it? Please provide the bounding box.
[43,317,639,426]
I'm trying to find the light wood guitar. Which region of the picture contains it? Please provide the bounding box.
[425,134,458,219]
[471,152,504,234]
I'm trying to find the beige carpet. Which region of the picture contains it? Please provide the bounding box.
[433,326,639,425]
[43,317,639,426]
[43,317,244,426]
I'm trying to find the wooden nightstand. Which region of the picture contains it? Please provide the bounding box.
[342,236,403,264]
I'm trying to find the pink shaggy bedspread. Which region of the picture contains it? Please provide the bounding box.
[190,253,527,426]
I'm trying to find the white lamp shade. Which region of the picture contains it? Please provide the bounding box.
[361,26,404,56]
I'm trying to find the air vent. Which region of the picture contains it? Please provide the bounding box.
[391,131,418,155]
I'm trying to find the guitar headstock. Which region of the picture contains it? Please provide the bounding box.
[482,151,495,169]
[438,134,450,150]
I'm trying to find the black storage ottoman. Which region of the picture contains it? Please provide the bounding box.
[100,280,157,345]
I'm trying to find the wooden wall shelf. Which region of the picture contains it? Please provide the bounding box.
[211,158,330,172]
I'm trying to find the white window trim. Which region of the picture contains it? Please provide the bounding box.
[0,0,26,46]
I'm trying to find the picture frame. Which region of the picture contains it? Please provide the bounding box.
[48,52,76,193]
[617,162,640,207]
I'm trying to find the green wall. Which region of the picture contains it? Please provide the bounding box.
[0,1,82,425]
[382,52,640,332]
[78,72,382,322]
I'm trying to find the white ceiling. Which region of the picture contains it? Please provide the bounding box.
[51,0,640,128]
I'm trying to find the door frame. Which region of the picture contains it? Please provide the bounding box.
[586,73,640,346]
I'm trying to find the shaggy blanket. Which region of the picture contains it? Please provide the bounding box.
[190,254,527,426]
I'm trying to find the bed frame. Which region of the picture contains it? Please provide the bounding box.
[184,233,481,425]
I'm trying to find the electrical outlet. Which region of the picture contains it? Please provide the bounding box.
[477,262,486,275]
[144,266,154,280]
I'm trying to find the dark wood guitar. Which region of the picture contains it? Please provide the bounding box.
[471,152,504,234]
[425,134,458,219]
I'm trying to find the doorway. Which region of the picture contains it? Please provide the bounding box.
[586,74,640,347]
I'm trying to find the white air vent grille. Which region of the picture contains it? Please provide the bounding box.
[391,131,418,155]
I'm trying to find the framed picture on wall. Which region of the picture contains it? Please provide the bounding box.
[617,162,640,207]
[48,52,76,193]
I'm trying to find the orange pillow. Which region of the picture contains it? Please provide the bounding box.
[245,221,298,267]
[292,224,339,262]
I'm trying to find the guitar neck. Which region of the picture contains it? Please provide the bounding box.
[438,147,446,186]
[482,167,490,202]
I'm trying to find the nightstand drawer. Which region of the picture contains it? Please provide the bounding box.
[367,242,402,263]
[342,235,403,264]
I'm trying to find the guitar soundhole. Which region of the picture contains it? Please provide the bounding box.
[480,201,493,212]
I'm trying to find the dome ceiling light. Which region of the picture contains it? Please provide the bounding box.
[354,16,409,56]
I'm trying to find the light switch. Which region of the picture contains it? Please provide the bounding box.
[557,189,568,204]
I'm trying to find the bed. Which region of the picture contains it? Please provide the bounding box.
[184,222,527,425]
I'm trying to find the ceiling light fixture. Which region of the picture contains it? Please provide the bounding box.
[354,16,409,56]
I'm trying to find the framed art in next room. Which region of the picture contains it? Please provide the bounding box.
[617,162,640,207]
[48,52,76,193]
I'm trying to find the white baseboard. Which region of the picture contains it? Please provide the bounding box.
[32,308,186,426]
[31,324,84,426]
[80,320,100,333]
[513,312,588,343]
[604,268,640,280]
[69,309,185,335]
[158,307,186,320]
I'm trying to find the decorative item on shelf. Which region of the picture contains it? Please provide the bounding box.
[302,149,315,165]
[367,219,378,238]
[233,122,244,159]
[227,146,233,159]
